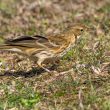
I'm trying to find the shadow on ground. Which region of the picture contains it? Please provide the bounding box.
[0,68,45,77]
[0,65,57,77]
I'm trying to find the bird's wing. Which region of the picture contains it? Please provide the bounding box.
[5,35,47,47]
[5,35,60,49]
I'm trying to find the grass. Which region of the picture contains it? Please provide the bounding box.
[0,0,110,110]
[0,79,41,110]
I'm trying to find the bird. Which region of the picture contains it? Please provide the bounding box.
[0,24,87,72]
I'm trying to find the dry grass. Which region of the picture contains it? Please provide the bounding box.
[0,0,110,110]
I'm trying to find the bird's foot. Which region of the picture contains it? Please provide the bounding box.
[43,68,58,73]
[38,63,58,73]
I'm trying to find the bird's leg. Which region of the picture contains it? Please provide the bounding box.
[29,56,52,73]
[37,58,52,73]
[49,58,60,70]
[39,64,52,73]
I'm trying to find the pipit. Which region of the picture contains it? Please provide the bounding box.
[0,25,87,72]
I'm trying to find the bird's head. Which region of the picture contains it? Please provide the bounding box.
[68,24,88,39]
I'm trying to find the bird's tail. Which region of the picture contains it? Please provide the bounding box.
[0,44,24,55]
[0,44,14,49]
[0,37,22,53]
[0,37,10,50]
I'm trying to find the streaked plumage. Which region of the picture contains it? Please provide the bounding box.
[0,25,87,72]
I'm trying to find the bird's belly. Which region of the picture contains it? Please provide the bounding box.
[34,50,55,59]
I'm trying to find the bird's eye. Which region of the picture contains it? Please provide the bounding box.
[80,29,83,32]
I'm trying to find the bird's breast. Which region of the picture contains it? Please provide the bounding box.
[55,43,74,57]
[58,43,75,57]
[54,37,76,57]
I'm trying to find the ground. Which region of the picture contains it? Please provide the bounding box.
[0,0,110,110]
